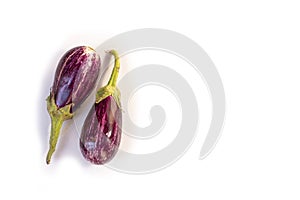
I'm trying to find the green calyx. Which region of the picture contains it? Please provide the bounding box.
[96,50,121,108]
[46,95,73,164]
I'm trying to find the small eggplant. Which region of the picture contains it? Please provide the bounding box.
[46,46,101,164]
[80,50,122,165]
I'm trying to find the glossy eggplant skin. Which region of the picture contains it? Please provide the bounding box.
[51,46,101,112]
[80,95,122,165]
[46,46,101,164]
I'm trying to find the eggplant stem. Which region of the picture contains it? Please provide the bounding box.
[46,95,73,164]
[46,113,64,164]
[107,50,120,88]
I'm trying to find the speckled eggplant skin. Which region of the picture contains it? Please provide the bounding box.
[80,95,122,164]
[51,46,101,111]
[46,46,101,164]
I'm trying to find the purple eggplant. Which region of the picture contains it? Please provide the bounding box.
[80,50,122,165]
[46,46,101,164]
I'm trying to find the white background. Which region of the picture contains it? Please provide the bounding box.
[0,0,299,199]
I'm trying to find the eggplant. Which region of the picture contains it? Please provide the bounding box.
[46,46,101,164]
[80,50,122,165]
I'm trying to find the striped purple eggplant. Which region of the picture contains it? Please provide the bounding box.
[46,46,101,164]
[80,50,122,165]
